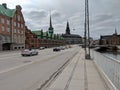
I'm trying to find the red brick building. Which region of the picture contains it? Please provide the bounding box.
[25,26,39,49]
[99,30,120,45]
[32,30,66,48]
[25,28,66,49]
[25,14,66,49]
[0,3,25,50]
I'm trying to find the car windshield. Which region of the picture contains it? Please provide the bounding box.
[24,49,29,51]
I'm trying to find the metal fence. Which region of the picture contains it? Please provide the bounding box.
[91,50,120,90]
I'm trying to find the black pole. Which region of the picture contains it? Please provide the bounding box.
[84,22,87,56]
[84,0,87,58]
[87,0,91,58]
[85,0,91,59]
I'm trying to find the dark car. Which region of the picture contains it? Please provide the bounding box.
[53,47,61,51]
[21,49,38,56]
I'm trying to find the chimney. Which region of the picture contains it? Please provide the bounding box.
[2,3,7,9]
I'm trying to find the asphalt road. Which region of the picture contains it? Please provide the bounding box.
[0,45,80,90]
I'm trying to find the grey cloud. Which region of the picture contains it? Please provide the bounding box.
[25,22,32,28]
[26,10,48,20]
[23,9,49,30]
[90,13,120,31]
[21,0,120,39]
[50,10,66,24]
[52,11,61,18]
[90,14,113,25]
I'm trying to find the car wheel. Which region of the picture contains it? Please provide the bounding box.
[36,52,38,55]
[22,54,24,56]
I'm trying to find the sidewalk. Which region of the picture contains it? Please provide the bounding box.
[46,49,114,90]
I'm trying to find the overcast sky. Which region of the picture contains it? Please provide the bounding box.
[0,0,120,39]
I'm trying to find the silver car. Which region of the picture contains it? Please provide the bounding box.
[21,49,38,56]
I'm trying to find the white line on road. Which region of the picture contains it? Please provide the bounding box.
[0,53,62,74]
[0,61,33,74]
[0,48,76,75]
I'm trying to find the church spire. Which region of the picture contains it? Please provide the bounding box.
[50,14,53,28]
[48,13,54,34]
[115,27,117,35]
[66,21,71,35]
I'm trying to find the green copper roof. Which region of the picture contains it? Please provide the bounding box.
[0,4,16,17]
[32,31,42,36]
[32,30,43,39]
[32,30,47,38]
[52,34,54,39]
[32,30,64,40]
[47,33,54,39]
[43,32,47,36]
[47,33,51,38]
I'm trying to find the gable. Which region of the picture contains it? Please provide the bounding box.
[13,9,25,23]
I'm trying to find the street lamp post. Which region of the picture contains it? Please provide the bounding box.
[84,0,91,59]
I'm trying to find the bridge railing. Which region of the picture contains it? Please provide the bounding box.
[91,49,120,90]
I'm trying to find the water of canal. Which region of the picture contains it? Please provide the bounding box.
[102,52,120,61]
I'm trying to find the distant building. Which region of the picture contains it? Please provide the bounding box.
[31,30,65,48]
[0,3,25,50]
[99,29,120,45]
[62,21,82,44]
[25,14,66,49]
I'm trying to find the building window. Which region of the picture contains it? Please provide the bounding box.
[18,15,20,21]
[22,36,24,43]
[18,35,20,43]
[18,23,20,28]
[7,27,10,32]
[14,29,16,33]
[14,22,16,26]
[18,29,20,33]
[21,30,23,34]
[7,20,10,25]
[1,35,5,42]
[14,34,17,43]
[7,36,10,42]
[1,18,4,24]
[21,24,23,28]
[2,26,4,31]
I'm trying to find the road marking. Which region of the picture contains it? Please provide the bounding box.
[0,48,78,75]
[0,61,33,74]
[0,52,65,74]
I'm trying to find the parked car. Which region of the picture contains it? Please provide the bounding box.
[59,46,66,50]
[39,47,45,50]
[53,47,61,51]
[21,49,38,56]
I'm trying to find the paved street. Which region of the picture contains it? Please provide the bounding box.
[0,46,80,90]
[0,46,116,90]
